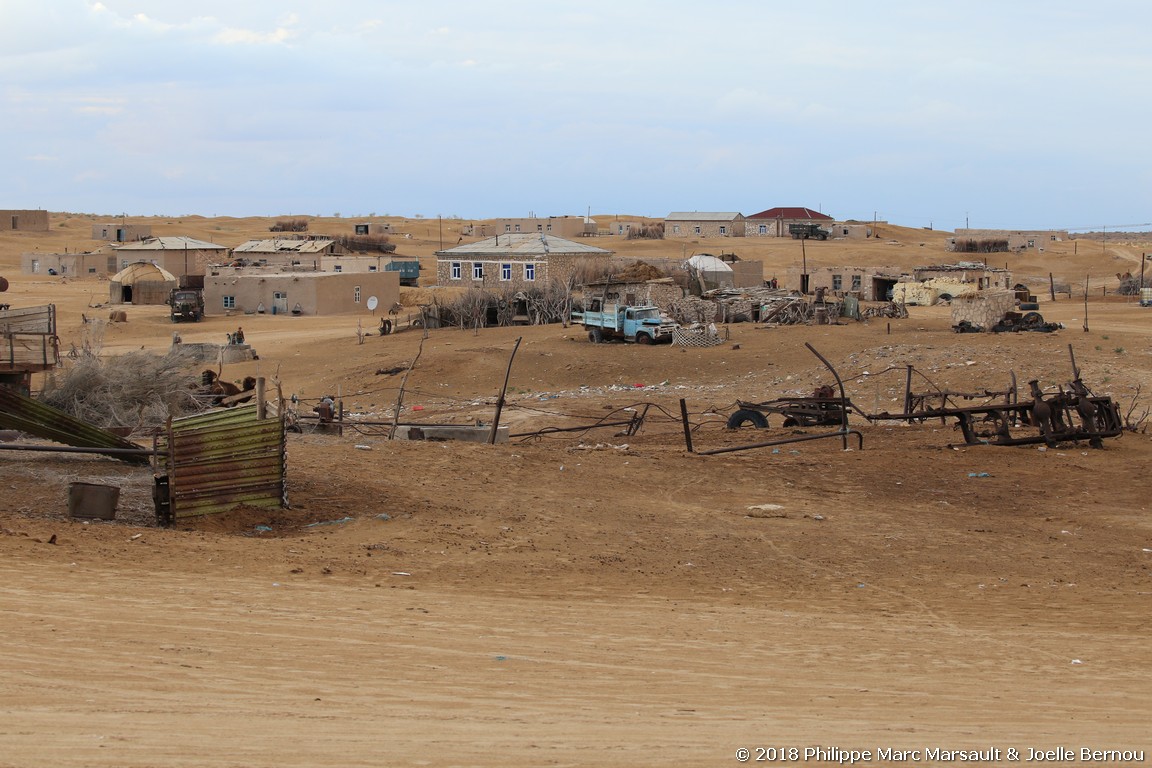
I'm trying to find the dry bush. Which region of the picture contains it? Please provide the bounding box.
[333,234,397,253]
[39,348,205,429]
[270,218,309,232]
[626,222,665,240]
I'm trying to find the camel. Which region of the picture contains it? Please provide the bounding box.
[200,369,241,406]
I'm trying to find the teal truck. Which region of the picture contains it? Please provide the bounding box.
[572,303,678,344]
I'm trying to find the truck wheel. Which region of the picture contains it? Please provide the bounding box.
[635,333,652,345]
[588,328,603,344]
[727,409,769,429]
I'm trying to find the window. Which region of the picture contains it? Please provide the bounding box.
[546,224,552,232]
[693,226,701,235]
[514,224,521,232]
[354,285,361,303]
[355,224,369,235]
[673,225,681,234]
[524,263,535,281]
[851,274,862,290]
[451,262,461,280]
[759,224,768,234]
[536,224,543,231]
[500,263,511,281]
[832,275,843,290]
[333,264,342,272]
[88,267,96,274]
[368,265,377,272]
[223,296,236,309]
[719,225,727,235]
[504,224,512,232]
[843,228,850,235]
[473,262,484,280]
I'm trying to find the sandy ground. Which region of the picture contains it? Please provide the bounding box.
[1,217,1151,767]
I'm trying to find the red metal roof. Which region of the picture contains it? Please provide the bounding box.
[747,207,833,220]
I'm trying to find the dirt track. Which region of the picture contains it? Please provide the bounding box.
[2,218,1151,766]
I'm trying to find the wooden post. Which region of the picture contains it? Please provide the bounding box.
[488,337,522,445]
[1049,272,1056,302]
[680,399,694,453]
[1083,275,1089,333]
[256,377,266,420]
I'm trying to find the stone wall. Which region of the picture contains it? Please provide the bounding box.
[950,290,1017,328]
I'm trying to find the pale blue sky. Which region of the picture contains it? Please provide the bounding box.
[2,1,1150,231]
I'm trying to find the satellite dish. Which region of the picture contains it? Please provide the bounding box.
[367,296,379,312]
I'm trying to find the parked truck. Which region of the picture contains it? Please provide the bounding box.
[788,223,830,240]
[572,303,678,344]
[168,288,205,322]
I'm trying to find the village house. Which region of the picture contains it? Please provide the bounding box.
[435,233,613,289]
[112,236,231,279]
[464,216,595,240]
[664,212,746,238]
[22,248,117,278]
[745,207,834,237]
[787,265,904,302]
[202,267,400,317]
[580,277,684,312]
[91,222,153,242]
[0,210,49,232]
[231,237,348,267]
[949,229,1069,251]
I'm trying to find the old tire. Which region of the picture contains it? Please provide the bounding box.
[727,409,769,429]
[635,332,653,345]
[1021,311,1044,327]
[1019,302,1040,311]
[588,328,603,344]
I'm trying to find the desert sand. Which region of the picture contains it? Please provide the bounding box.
[1,215,1150,767]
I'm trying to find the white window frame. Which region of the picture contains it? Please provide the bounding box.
[759,224,768,234]
[524,263,535,281]
[719,225,727,235]
[500,263,511,281]
[451,262,461,280]
[473,262,484,280]
[693,226,701,235]
[354,285,361,303]
[223,296,236,309]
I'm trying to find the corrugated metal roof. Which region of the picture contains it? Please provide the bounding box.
[114,236,229,250]
[234,239,336,254]
[161,404,287,521]
[436,234,612,257]
[665,212,744,222]
[0,385,150,464]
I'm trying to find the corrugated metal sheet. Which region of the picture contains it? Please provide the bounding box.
[0,384,150,464]
[0,304,59,372]
[435,234,611,257]
[161,404,287,520]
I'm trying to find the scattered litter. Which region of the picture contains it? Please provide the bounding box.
[392,571,411,577]
[305,517,355,527]
[968,472,992,478]
[376,513,391,521]
[811,514,825,521]
[857,583,866,588]
[748,503,785,512]
[1143,548,1152,553]
[495,655,507,661]
[254,525,273,532]
[130,533,143,540]
[1071,659,1083,665]
[412,405,424,411]
[355,444,372,451]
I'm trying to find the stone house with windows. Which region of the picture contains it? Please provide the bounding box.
[231,237,348,267]
[465,216,594,239]
[664,212,745,238]
[202,267,399,317]
[745,207,833,237]
[435,234,612,290]
[788,265,904,302]
[948,229,1068,251]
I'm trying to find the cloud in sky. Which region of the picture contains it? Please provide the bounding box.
[0,0,1149,229]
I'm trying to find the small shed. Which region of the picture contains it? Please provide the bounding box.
[685,254,735,292]
[109,262,177,305]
